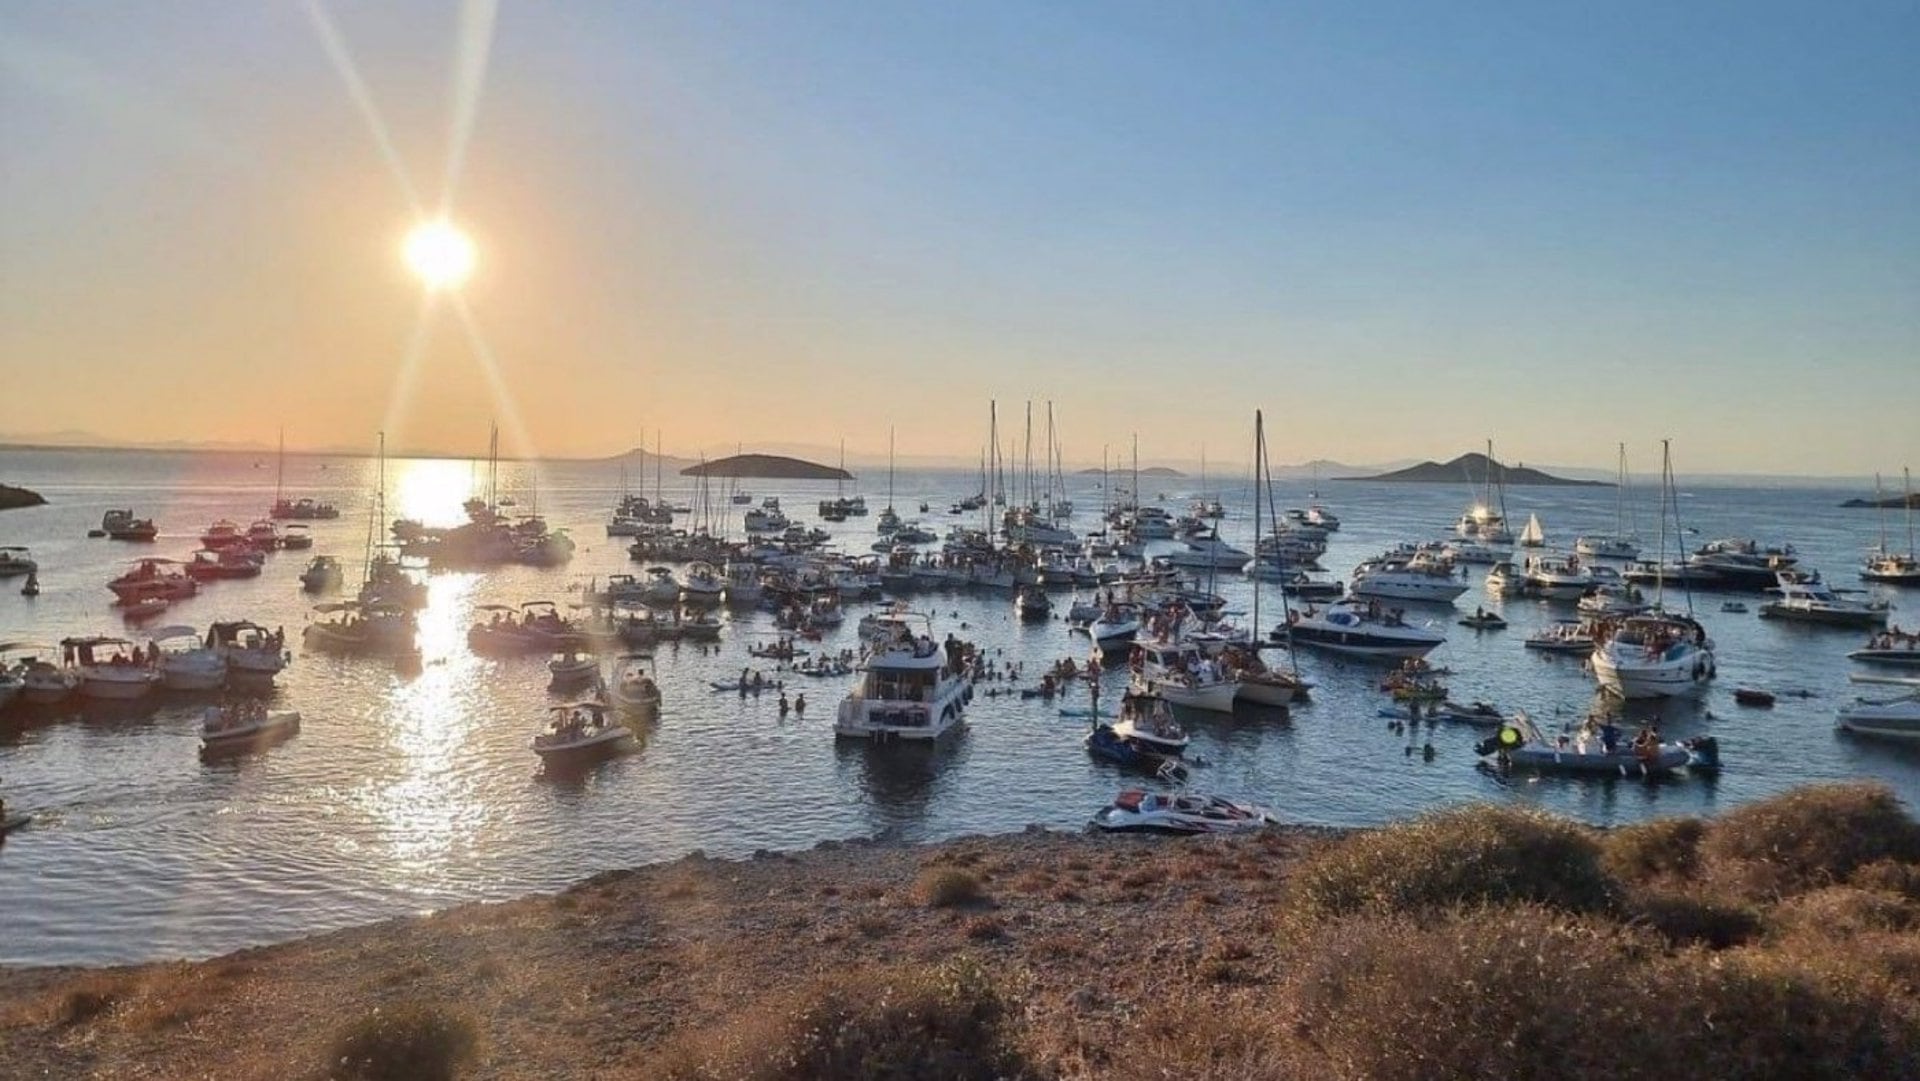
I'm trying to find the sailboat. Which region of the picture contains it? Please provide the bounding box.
[1575,444,1642,560]
[1454,440,1513,543]
[267,428,339,520]
[1233,409,1306,707]
[1862,468,1920,586]
[303,433,419,657]
[1589,440,1715,699]
[1518,513,1546,548]
[876,429,901,535]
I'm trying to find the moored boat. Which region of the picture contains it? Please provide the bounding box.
[532,701,632,762]
[151,626,228,691]
[200,703,301,752]
[1476,713,1720,777]
[833,610,973,740]
[1089,789,1277,835]
[1836,690,1920,740]
[1277,599,1446,661]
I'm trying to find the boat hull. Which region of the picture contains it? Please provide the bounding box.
[1137,678,1238,713]
[1758,604,1888,628]
[81,674,156,700]
[1234,678,1297,708]
[1591,650,1714,699]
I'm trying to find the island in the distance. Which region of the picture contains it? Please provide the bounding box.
[1335,452,1606,487]
[680,454,853,481]
[1841,493,1920,509]
[0,483,47,511]
[1076,465,1185,478]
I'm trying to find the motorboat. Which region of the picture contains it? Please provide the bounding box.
[114,579,174,621]
[1836,690,1920,740]
[1525,619,1596,654]
[1476,713,1719,777]
[1084,723,1188,781]
[199,519,246,549]
[1578,583,1649,618]
[1127,639,1238,713]
[151,626,227,691]
[744,506,788,533]
[1278,599,1446,660]
[1089,789,1277,835]
[200,703,301,753]
[187,546,264,580]
[1850,630,1920,667]
[1444,539,1506,565]
[834,610,972,740]
[640,567,682,607]
[1262,570,1343,600]
[270,497,340,520]
[1758,569,1891,628]
[1161,536,1252,571]
[1518,513,1546,548]
[1350,552,1468,604]
[547,641,599,691]
[7,645,75,705]
[1685,538,1799,591]
[358,548,428,610]
[1623,560,1725,589]
[1014,584,1052,621]
[1484,561,1526,597]
[732,490,754,505]
[205,621,288,683]
[1458,610,1508,630]
[280,524,314,550]
[605,653,662,720]
[244,520,280,550]
[101,510,159,542]
[1110,693,1190,752]
[680,562,725,608]
[532,701,632,762]
[724,562,764,608]
[1521,554,1596,601]
[62,636,160,700]
[1590,612,1715,699]
[1087,602,1142,652]
[300,555,343,591]
[302,602,418,657]
[0,546,37,578]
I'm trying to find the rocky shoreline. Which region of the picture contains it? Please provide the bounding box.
[5,785,1919,1079]
[0,483,46,511]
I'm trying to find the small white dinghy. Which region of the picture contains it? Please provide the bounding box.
[1089,789,1277,835]
[532,702,631,762]
[200,703,301,753]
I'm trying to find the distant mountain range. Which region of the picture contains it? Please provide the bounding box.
[680,454,852,481]
[1336,453,1608,487]
[1075,466,1187,478]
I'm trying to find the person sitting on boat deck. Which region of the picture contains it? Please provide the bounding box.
[1600,720,1622,754]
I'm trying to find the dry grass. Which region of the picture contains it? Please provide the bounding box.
[1702,782,1920,898]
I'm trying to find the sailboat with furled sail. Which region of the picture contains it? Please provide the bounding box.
[1589,440,1715,699]
[1862,468,1920,586]
[1455,439,1513,544]
[1576,444,1642,560]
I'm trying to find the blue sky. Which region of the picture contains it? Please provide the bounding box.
[1,2,1915,471]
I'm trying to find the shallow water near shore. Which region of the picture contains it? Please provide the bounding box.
[1,447,1916,965]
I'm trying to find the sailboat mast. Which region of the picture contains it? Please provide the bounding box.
[1023,401,1033,510]
[985,401,998,535]
[275,427,285,507]
[1908,467,1916,558]
[1251,411,1261,637]
[887,427,895,511]
[1877,472,1889,554]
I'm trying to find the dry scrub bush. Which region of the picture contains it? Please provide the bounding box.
[328,1002,480,1081]
[915,867,989,908]
[1284,804,1616,921]
[1702,782,1920,898]
[1601,815,1706,883]
[648,960,1040,1081]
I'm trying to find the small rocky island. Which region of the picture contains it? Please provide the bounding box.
[1077,466,1185,478]
[681,454,853,481]
[1842,493,1920,509]
[0,483,46,510]
[1337,452,1606,486]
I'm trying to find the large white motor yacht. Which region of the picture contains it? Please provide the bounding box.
[1350,552,1468,604]
[1278,600,1446,660]
[834,612,972,740]
[1590,613,1715,699]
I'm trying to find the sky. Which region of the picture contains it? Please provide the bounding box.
[1,1,1916,474]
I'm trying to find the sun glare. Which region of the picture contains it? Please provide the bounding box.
[402,220,476,290]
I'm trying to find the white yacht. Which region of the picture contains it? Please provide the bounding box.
[200,703,301,752]
[1522,554,1596,600]
[679,562,725,608]
[107,558,199,602]
[1590,613,1715,699]
[1126,639,1238,713]
[1445,539,1506,565]
[1758,570,1890,628]
[1837,690,1920,740]
[151,626,228,691]
[1088,602,1142,652]
[833,611,972,740]
[1279,600,1446,660]
[1161,536,1252,571]
[9,646,75,704]
[1350,552,1468,604]
[605,653,662,720]
[639,566,683,607]
[62,636,161,700]
[302,602,418,657]
[724,562,764,607]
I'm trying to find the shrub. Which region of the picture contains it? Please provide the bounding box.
[649,960,1036,1081]
[915,868,988,909]
[1602,816,1706,883]
[1769,886,1917,939]
[1852,858,1920,901]
[329,1003,480,1081]
[1702,783,1920,899]
[1626,889,1762,949]
[1284,804,1616,921]
[56,987,120,1027]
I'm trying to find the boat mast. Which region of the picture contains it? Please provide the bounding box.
[1654,439,1668,611]
[1023,401,1033,511]
[1615,442,1629,538]
[1876,472,1889,555]
[1045,400,1056,521]
[654,430,662,507]
[886,426,895,514]
[274,426,285,508]
[985,401,997,536]
[1907,467,1916,559]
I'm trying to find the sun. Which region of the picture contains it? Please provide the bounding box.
[402,220,476,290]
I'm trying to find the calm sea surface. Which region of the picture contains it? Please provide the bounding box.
[1,447,1916,965]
